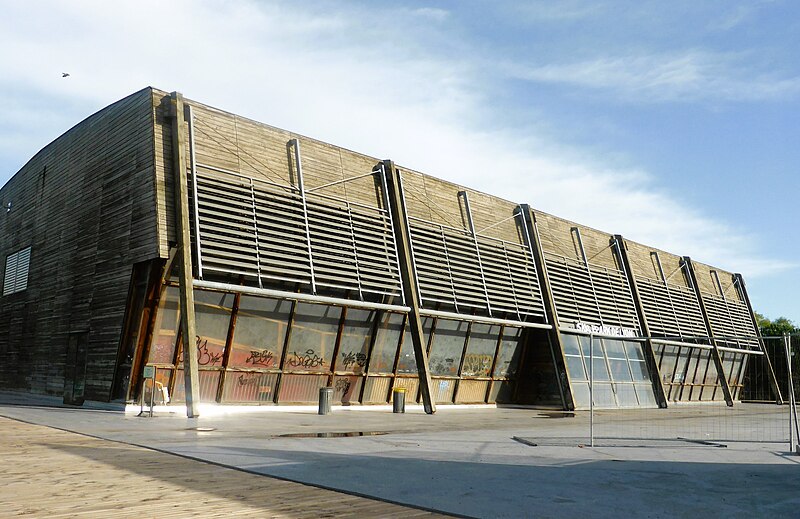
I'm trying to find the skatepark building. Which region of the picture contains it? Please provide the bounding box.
[0,87,780,412]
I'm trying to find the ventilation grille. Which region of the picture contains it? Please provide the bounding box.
[545,253,639,331]
[636,276,707,338]
[3,246,31,296]
[408,217,545,319]
[192,167,402,299]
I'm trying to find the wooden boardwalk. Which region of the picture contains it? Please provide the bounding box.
[0,416,446,518]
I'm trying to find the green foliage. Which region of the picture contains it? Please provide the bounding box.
[755,312,799,337]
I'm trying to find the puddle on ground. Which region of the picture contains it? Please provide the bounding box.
[537,412,576,419]
[274,431,390,438]
[186,427,217,432]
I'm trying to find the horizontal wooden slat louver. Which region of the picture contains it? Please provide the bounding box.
[635,276,707,338]
[545,252,639,331]
[408,217,545,319]
[702,292,759,350]
[13,247,30,294]
[2,251,17,296]
[191,167,401,299]
[3,246,31,296]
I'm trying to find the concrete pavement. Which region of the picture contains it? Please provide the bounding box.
[0,392,798,518]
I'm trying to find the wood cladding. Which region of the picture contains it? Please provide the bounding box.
[0,88,159,400]
[534,211,619,271]
[0,86,757,403]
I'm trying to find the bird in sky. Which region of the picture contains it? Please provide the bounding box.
[62,72,70,78]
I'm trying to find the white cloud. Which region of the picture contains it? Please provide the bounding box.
[0,0,793,282]
[410,7,450,21]
[508,2,606,22]
[509,50,800,103]
[709,0,776,31]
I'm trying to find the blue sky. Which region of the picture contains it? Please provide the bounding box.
[0,0,797,322]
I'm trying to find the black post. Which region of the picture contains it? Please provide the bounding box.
[382,160,436,414]
[734,273,783,404]
[612,235,668,408]
[683,257,734,407]
[519,204,574,410]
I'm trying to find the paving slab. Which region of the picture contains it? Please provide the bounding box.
[1,393,798,518]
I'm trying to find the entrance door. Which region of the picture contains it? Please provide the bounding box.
[63,331,88,405]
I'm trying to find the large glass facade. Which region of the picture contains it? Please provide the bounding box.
[139,283,526,405]
[655,344,726,402]
[561,333,657,409]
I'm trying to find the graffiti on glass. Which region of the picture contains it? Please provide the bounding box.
[341,351,367,370]
[430,357,455,374]
[287,349,325,369]
[196,336,222,366]
[245,349,275,367]
[462,354,493,376]
[335,378,352,395]
[237,374,259,386]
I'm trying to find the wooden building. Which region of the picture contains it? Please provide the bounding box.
[0,87,780,411]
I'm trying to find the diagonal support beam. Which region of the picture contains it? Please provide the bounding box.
[169,92,200,418]
[734,273,783,404]
[382,160,435,414]
[519,205,574,410]
[682,256,733,407]
[612,235,668,408]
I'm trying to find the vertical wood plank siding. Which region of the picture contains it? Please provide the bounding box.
[0,88,160,400]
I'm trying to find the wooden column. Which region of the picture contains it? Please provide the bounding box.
[611,235,668,408]
[382,160,435,414]
[682,256,733,407]
[519,204,574,410]
[169,92,200,418]
[734,273,783,404]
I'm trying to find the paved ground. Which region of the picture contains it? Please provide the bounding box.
[1,392,798,518]
[0,416,445,518]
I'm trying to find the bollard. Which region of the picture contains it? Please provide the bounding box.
[392,387,406,413]
[319,387,333,415]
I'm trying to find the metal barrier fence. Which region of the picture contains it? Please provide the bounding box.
[526,334,799,451]
[586,334,799,450]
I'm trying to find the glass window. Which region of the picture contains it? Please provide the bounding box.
[730,355,745,387]
[704,355,721,385]
[428,319,468,376]
[229,296,291,369]
[565,356,587,381]
[561,333,581,355]
[635,383,657,407]
[149,286,180,364]
[672,348,690,384]
[368,312,404,373]
[494,327,524,377]
[685,350,701,385]
[629,360,650,381]
[571,382,591,408]
[722,353,736,384]
[590,357,611,381]
[604,339,626,358]
[563,333,656,409]
[397,317,432,374]
[192,290,235,368]
[462,324,499,377]
[608,358,632,382]
[221,372,278,402]
[592,383,617,407]
[615,383,638,407]
[625,341,645,361]
[285,303,341,372]
[657,345,679,385]
[335,308,376,374]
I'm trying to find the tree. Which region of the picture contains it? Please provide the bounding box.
[755,313,799,337]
